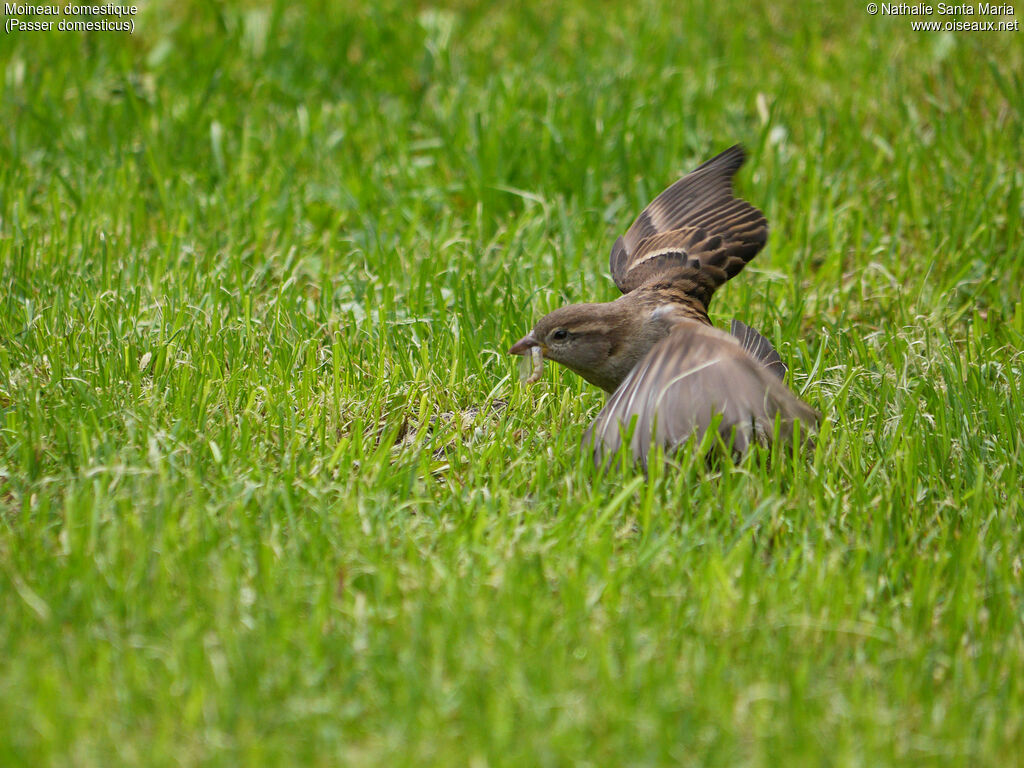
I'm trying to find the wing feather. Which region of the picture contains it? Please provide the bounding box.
[729,319,787,380]
[609,145,768,299]
[583,323,818,467]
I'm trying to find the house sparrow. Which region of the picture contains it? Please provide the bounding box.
[509,145,818,465]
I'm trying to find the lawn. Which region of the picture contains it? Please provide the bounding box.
[1,0,1023,765]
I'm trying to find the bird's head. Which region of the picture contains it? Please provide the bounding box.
[509,301,652,393]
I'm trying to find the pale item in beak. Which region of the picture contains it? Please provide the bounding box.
[522,345,544,384]
[509,331,544,384]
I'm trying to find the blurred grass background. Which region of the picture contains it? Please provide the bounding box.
[1,0,1023,765]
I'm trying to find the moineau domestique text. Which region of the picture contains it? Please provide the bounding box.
[4,3,137,14]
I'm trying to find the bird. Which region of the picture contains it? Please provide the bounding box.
[509,145,819,466]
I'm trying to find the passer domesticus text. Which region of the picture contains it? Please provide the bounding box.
[510,145,818,465]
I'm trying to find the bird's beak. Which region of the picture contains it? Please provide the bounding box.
[509,331,541,356]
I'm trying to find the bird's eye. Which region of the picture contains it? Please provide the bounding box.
[551,329,569,342]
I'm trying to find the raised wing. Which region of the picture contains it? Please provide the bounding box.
[609,145,768,296]
[583,322,817,467]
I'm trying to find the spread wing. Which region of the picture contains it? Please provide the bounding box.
[729,319,787,381]
[609,145,768,297]
[583,323,818,467]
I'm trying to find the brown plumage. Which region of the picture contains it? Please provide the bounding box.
[509,145,818,466]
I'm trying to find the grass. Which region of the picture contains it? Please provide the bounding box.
[1,0,1023,764]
